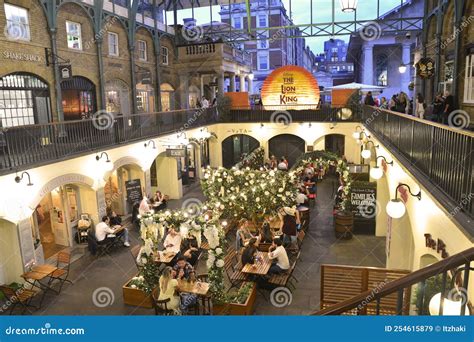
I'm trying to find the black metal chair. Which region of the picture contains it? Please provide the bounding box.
[151,292,174,315]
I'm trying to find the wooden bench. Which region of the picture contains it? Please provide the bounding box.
[224,248,247,290]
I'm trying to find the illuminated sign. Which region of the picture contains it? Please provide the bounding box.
[261,65,320,110]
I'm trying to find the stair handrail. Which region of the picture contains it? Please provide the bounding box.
[314,247,474,315]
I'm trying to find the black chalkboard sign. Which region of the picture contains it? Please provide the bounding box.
[350,181,377,235]
[125,179,142,205]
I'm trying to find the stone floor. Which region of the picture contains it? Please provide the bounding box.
[29,178,385,316]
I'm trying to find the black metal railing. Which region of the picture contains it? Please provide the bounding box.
[0,108,217,175]
[225,104,361,123]
[361,105,474,218]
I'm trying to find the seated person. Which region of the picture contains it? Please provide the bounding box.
[241,238,258,267]
[236,219,256,251]
[157,266,180,313]
[259,222,274,244]
[296,190,309,208]
[109,211,122,227]
[163,227,182,254]
[153,190,167,210]
[173,256,196,282]
[268,238,290,275]
[278,207,300,247]
[138,197,151,215]
[180,235,200,266]
[95,216,130,247]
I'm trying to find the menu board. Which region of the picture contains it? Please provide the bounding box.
[17,219,35,269]
[350,182,377,235]
[125,179,143,205]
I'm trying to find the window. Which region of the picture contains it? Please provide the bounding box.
[257,52,269,70]
[464,54,474,103]
[232,16,243,30]
[161,46,169,65]
[439,60,454,95]
[138,40,147,61]
[332,47,338,53]
[257,14,268,28]
[376,54,388,86]
[259,39,268,49]
[4,4,30,41]
[66,21,82,50]
[108,32,119,56]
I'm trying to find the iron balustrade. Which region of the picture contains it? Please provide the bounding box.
[0,108,217,175]
[361,105,474,219]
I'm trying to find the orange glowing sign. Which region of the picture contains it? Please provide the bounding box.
[261,65,320,109]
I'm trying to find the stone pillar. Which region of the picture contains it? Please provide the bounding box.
[248,77,253,95]
[143,168,152,196]
[240,74,246,92]
[95,187,107,221]
[362,44,374,85]
[401,43,412,94]
[179,74,190,109]
[230,74,236,92]
[156,156,183,199]
[217,71,225,98]
[200,75,205,98]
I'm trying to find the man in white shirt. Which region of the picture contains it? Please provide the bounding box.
[277,158,288,171]
[95,216,130,247]
[268,238,290,274]
[201,97,209,108]
[163,227,182,253]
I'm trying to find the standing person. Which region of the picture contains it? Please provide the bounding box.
[432,92,444,123]
[270,155,278,169]
[201,96,209,108]
[258,222,274,244]
[364,91,375,106]
[415,93,426,119]
[443,91,455,124]
[389,95,398,111]
[157,267,180,313]
[379,96,388,109]
[396,92,407,113]
[278,207,300,248]
[95,216,130,247]
[268,238,290,275]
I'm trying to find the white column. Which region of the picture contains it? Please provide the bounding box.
[230,74,236,92]
[200,75,204,98]
[362,44,374,85]
[401,43,412,94]
[239,74,246,92]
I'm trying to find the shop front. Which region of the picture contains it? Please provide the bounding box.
[105,79,131,116]
[136,82,155,113]
[61,76,97,120]
[160,83,174,111]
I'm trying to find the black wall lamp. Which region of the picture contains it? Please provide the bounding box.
[386,183,421,218]
[370,156,394,180]
[15,171,33,186]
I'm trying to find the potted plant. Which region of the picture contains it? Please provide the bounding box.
[122,274,154,308]
[228,282,257,315]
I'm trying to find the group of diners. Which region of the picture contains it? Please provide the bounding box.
[95,211,131,247]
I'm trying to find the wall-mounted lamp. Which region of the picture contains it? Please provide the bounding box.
[386,183,421,219]
[96,152,113,171]
[356,131,371,145]
[340,0,358,12]
[260,123,264,128]
[15,171,33,186]
[248,73,254,81]
[398,63,407,74]
[429,266,473,316]
[370,156,394,180]
[308,123,312,128]
[144,140,156,149]
[352,125,364,139]
[176,132,189,146]
[361,140,379,159]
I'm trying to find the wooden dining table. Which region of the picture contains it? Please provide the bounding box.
[154,251,177,264]
[242,252,271,275]
[21,264,60,300]
[177,280,210,296]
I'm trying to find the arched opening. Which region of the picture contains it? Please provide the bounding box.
[0,73,52,127]
[160,83,175,111]
[375,54,388,86]
[420,254,440,268]
[222,134,260,168]
[324,134,345,157]
[61,76,97,120]
[105,79,131,116]
[136,82,155,113]
[188,85,201,109]
[269,134,306,167]
[105,163,145,216]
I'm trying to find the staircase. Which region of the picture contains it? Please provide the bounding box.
[315,248,474,316]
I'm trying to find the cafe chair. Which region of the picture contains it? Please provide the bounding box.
[49,251,73,293]
[197,274,212,315]
[130,245,142,271]
[224,249,247,291]
[151,292,174,316]
[0,285,39,315]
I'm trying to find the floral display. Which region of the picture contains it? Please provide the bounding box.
[234,146,265,170]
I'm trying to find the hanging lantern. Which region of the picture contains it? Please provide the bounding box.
[340,0,358,12]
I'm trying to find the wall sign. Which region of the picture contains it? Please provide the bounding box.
[166,148,186,158]
[424,234,449,259]
[415,58,435,79]
[261,65,320,109]
[3,51,42,62]
[350,181,377,234]
[125,179,143,206]
[60,65,72,80]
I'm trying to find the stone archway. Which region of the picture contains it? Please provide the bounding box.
[269,134,306,167]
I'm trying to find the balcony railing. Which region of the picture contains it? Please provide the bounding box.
[0,108,217,176]
[361,106,474,220]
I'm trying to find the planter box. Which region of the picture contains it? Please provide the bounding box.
[122,275,153,309]
[228,282,257,315]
